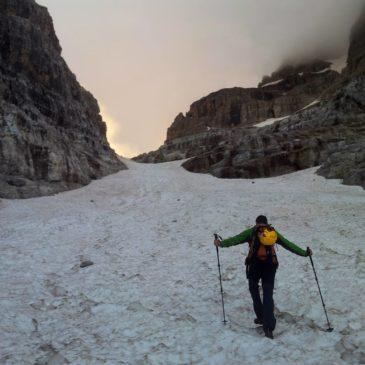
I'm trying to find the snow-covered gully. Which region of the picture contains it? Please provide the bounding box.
[1,159,364,365]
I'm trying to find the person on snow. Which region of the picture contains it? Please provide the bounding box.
[214,215,312,339]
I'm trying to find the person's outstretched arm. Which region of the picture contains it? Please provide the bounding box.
[276,231,309,256]
[219,227,254,247]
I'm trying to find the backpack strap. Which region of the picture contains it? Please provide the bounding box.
[246,226,261,262]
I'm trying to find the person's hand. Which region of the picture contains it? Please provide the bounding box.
[306,247,313,256]
[214,238,221,247]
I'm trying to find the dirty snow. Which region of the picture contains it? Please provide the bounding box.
[254,116,289,128]
[300,100,320,111]
[261,79,284,88]
[1,159,365,365]
[255,99,320,128]
[311,68,331,74]
[329,57,347,73]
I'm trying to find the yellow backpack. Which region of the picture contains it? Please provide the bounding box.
[257,226,277,246]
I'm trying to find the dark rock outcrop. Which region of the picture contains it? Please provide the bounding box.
[182,75,365,188]
[259,60,332,87]
[345,6,365,77]
[80,260,94,268]
[0,0,125,198]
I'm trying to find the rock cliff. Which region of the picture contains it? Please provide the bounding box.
[134,7,365,189]
[0,0,125,198]
[345,5,365,77]
[182,75,365,188]
[165,60,339,141]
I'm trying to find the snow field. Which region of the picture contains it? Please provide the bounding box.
[261,79,284,88]
[0,159,364,364]
[254,116,289,127]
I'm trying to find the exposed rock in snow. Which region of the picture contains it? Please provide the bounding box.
[80,260,94,268]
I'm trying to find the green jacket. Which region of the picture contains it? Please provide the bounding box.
[220,226,308,257]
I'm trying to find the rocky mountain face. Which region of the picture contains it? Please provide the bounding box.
[135,60,341,165]
[165,60,339,141]
[0,0,125,198]
[134,8,365,189]
[182,76,365,188]
[345,6,365,77]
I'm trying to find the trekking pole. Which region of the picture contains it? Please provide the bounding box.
[214,234,227,325]
[308,248,333,332]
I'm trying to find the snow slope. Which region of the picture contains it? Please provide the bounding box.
[1,160,364,365]
[261,79,284,88]
[300,100,320,111]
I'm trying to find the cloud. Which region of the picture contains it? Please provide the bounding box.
[99,104,139,158]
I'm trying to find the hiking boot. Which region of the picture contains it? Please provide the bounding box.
[264,329,274,339]
[254,318,263,325]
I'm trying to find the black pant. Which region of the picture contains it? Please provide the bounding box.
[248,259,277,331]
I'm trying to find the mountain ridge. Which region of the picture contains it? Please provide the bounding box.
[165,60,339,141]
[134,7,365,189]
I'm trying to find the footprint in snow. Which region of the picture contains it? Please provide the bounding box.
[175,313,197,323]
[276,308,326,332]
[201,261,210,269]
[222,272,236,281]
[222,265,240,281]
[44,278,68,297]
[151,342,169,352]
[36,343,69,365]
[126,273,145,281]
[126,301,152,313]
[228,318,286,338]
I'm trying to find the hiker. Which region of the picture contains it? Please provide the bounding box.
[214,215,312,339]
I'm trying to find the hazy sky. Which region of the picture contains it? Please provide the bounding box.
[37,0,363,157]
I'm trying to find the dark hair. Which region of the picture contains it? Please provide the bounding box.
[256,215,268,225]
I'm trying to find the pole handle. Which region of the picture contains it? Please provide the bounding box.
[306,246,312,258]
[214,233,223,241]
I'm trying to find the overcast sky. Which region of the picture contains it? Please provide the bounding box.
[37,0,363,157]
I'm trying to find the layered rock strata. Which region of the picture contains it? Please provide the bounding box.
[0,0,125,198]
[165,60,339,141]
[182,76,365,188]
